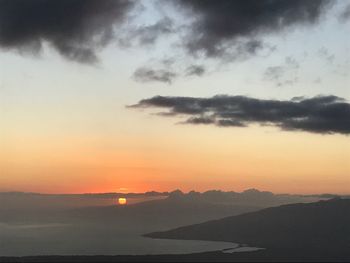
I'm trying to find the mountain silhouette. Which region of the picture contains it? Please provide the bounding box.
[0,190,336,258]
[146,198,350,251]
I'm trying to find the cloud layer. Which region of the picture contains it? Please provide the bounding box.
[0,0,337,67]
[174,0,331,58]
[130,95,350,135]
[0,0,134,63]
[133,67,177,84]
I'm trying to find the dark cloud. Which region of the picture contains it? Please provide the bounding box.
[264,56,300,87]
[340,4,350,22]
[186,116,214,125]
[130,95,350,135]
[132,62,205,84]
[132,61,206,84]
[119,17,175,47]
[133,67,177,84]
[132,17,175,45]
[0,0,134,63]
[174,0,331,58]
[185,65,206,76]
[318,47,335,63]
[285,57,300,69]
[264,66,285,82]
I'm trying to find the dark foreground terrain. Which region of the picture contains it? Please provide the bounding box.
[2,248,350,262]
[1,190,322,256]
[147,198,350,251]
[2,196,349,262]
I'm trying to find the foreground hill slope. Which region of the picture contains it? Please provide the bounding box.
[146,198,350,250]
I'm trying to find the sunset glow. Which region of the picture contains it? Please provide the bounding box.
[0,0,349,196]
[118,198,127,205]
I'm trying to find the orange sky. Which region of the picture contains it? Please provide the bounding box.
[2,121,349,195]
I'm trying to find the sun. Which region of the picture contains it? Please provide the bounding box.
[118,197,127,205]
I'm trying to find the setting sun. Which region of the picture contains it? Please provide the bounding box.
[118,198,127,205]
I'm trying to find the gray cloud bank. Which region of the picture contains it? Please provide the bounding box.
[0,0,336,64]
[0,0,134,63]
[174,0,332,58]
[130,95,350,135]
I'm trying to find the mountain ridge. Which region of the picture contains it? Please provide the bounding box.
[146,198,350,251]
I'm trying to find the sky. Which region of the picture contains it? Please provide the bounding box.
[0,0,349,194]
